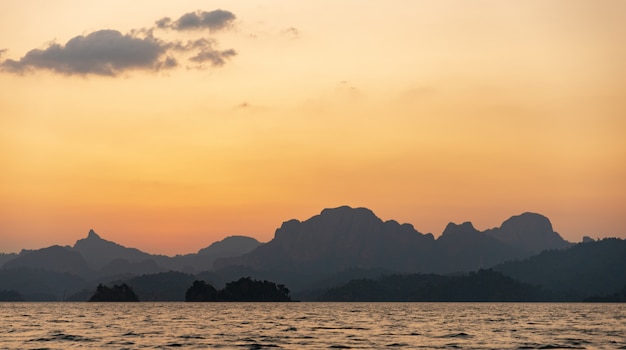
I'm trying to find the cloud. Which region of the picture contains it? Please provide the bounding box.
[171,38,237,67]
[1,30,170,76]
[157,9,236,31]
[0,9,238,77]
[189,49,236,67]
[281,27,300,38]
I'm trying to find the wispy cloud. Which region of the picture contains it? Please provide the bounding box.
[0,9,237,77]
[189,48,237,67]
[281,27,300,39]
[156,9,236,32]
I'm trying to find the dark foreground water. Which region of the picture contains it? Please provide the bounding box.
[1,302,625,349]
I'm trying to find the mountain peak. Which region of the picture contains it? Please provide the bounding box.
[197,235,261,256]
[442,221,479,237]
[317,206,379,223]
[486,212,570,253]
[87,229,101,240]
[500,212,553,233]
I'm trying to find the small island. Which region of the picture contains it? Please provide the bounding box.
[185,277,292,302]
[88,283,139,302]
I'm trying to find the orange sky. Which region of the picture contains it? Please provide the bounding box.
[1,1,625,255]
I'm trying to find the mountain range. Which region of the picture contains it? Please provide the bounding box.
[214,207,570,280]
[1,205,622,301]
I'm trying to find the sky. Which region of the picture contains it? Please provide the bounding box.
[1,0,625,255]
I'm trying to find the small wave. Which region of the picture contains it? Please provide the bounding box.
[245,343,282,349]
[536,344,585,349]
[179,334,206,339]
[563,338,592,346]
[314,326,369,331]
[106,340,135,346]
[30,332,95,343]
[165,342,184,347]
[439,332,471,339]
[329,346,352,349]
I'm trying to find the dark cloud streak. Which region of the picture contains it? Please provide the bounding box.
[189,49,236,67]
[157,9,236,32]
[1,30,168,76]
[0,9,237,77]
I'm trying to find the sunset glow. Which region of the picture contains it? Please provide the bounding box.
[1,1,625,255]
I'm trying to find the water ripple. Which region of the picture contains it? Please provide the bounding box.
[0,302,624,349]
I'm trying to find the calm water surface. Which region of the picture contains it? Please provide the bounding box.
[1,302,624,349]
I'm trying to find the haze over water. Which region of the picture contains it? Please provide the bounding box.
[1,302,624,349]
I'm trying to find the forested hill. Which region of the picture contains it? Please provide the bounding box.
[316,269,554,302]
[493,238,626,299]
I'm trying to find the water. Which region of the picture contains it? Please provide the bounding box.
[1,302,625,349]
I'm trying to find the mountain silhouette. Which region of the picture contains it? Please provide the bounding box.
[485,212,571,253]
[2,245,92,278]
[166,236,262,273]
[215,206,436,276]
[436,222,525,272]
[73,229,157,270]
[214,206,568,286]
[198,236,261,256]
[1,205,611,301]
[71,230,261,274]
[493,237,626,299]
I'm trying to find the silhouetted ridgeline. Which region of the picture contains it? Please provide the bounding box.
[493,238,626,299]
[214,207,570,287]
[73,230,260,274]
[317,269,553,302]
[0,206,623,302]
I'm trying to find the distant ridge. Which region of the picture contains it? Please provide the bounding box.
[198,236,261,256]
[73,229,155,270]
[1,205,597,301]
[2,245,92,278]
[216,206,435,274]
[215,206,569,280]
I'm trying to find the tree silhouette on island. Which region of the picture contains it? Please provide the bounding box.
[86,278,292,302]
[88,283,139,302]
[185,277,292,302]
